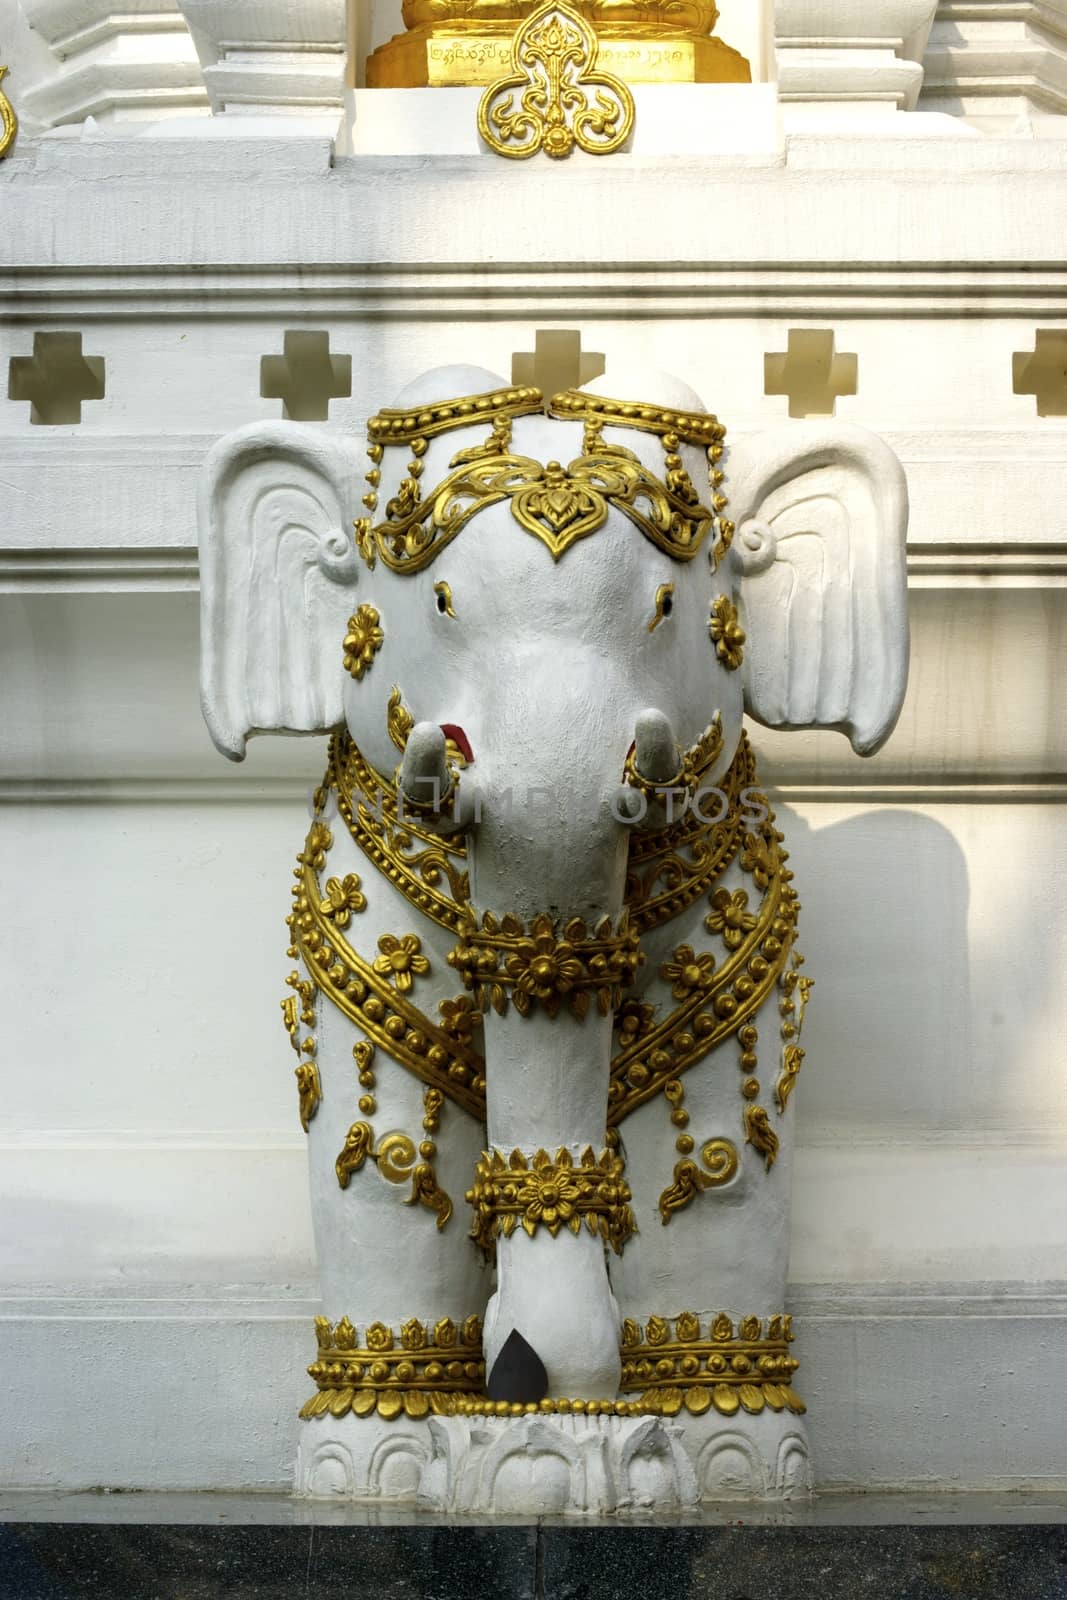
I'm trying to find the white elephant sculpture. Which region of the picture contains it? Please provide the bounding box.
[199,361,908,1512]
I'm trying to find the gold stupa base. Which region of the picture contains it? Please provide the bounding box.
[365,23,751,88]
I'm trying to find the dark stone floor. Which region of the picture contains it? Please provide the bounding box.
[2,1494,1066,1600]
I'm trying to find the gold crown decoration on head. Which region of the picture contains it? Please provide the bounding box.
[354,384,734,573]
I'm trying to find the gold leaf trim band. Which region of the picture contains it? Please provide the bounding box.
[302,1314,485,1420]
[367,385,543,444]
[448,910,643,1019]
[467,1145,635,1254]
[549,389,725,449]
[619,1312,805,1418]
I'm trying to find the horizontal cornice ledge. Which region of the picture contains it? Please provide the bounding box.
[3,143,1067,273]
[5,262,1067,318]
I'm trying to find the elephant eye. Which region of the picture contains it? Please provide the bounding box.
[434,581,455,618]
[647,583,675,633]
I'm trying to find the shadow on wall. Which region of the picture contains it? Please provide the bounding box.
[767,802,974,1138]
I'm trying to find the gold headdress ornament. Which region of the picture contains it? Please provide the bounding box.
[354,384,735,573]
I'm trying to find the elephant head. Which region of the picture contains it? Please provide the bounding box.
[199,360,908,1400]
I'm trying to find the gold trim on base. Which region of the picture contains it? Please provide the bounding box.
[620,1312,805,1417]
[366,19,750,87]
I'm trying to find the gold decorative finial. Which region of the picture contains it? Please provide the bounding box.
[512,330,605,396]
[0,67,18,159]
[478,2,635,160]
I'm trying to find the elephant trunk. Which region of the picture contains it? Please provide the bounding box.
[447,670,680,1400]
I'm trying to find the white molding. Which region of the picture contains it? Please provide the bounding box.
[7,262,1067,318]
[921,0,1067,123]
[4,139,1067,276]
[3,541,1064,594]
[0,548,200,592]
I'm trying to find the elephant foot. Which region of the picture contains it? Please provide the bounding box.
[484,1229,621,1398]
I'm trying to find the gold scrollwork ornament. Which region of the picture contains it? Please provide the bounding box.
[0,68,17,159]
[477,0,635,161]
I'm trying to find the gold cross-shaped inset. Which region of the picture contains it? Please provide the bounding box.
[1013,330,1067,417]
[765,329,858,419]
[512,330,605,397]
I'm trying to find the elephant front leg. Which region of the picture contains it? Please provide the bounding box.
[469,999,630,1401]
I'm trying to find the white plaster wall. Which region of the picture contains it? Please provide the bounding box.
[1,134,1066,1492]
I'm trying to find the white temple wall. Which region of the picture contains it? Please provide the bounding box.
[2,133,1066,1491]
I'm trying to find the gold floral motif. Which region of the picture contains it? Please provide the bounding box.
[318,873,367,927]
[477,2,635,161]
[709,594,746,671]
[740,829,776,890]
[439,994,481,1046]
[660,946,716,1002]
[449,910,642,1020]
[302,1313,486,1420]
[619,1311,805,1417]
[744,1104,780,1170]
[705,887,757,950]
[615,999,656,1050]
[342,606,385,680]
[466,1146,634,1254]
[373,933,431,993]
[657,1137,738,1224]
[302,822,333,871]
[0,68,17,159]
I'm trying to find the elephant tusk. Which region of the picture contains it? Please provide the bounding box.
[632,707,683,786]
[399,722,455,817]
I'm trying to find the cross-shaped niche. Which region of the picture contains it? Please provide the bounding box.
[260,331,352,421]
[8,332,105,425]
[512,330,606,396]
[764,329,858,419]
[1013,331,1067,417]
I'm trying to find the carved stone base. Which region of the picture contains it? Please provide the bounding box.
[295,1411,811,1511]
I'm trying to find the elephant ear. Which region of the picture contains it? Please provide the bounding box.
[726,423,909,756]
[199,422,363,760]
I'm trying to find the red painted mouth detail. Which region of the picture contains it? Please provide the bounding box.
[441,724,474,763]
